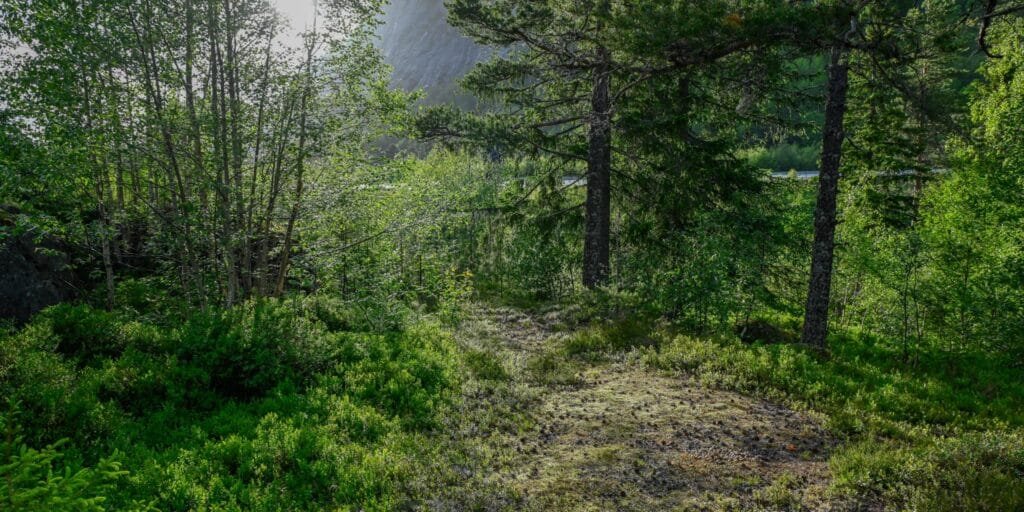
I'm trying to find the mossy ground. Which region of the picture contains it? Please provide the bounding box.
[418,305,839,511]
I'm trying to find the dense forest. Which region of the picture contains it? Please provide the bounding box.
[1,0,1023,510]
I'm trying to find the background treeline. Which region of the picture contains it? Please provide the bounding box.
[2,0,1024,510]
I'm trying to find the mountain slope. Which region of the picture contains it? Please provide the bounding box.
[376,0,491,106]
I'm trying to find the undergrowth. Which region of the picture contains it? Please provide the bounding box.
[0,287,460,511]
[530,293,1024,510]
[641,314,1024,511]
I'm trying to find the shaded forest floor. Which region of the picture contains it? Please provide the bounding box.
[415,304,841,511]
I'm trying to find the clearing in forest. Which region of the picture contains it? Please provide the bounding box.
[420,304,838,511]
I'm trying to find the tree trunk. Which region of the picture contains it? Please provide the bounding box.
[245,27,275,297]
[92,168,116,311]
[225,0,248,297]
[256,109,293,295]
[182,0,209,308]
[100,222,116,311]
[275,30,316,297]
[583,44,612,289]
[801,47,849,350]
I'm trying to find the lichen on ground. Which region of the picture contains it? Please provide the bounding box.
[414,304,840,511]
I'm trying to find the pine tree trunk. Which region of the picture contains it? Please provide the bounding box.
[801,47,849,350]
[583,44,612,289]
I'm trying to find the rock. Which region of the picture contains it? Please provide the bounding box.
[735,318,798,345]
[0,208,76,324]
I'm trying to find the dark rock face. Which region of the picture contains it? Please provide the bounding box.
[0,214,75,324]
[377,0,491,106]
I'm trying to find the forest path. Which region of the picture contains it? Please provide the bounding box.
[422,303,836,511]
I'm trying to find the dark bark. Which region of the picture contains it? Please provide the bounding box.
[801,47,849,350]
[182,0,208,308]
[583,44,612,289]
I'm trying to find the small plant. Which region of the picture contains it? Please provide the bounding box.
[463,348,509,381]
[1,403,130,512]
[525,349,582,387]
[753,472,805,510]
[438,268,475,326]
[560,317,655,359]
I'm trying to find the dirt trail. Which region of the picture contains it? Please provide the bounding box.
[425,304,836,511]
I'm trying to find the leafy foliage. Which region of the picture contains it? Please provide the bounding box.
[1,405,137,512]
[0,286,458,510]
[3,0,1024,510]
[646,320,1024,509]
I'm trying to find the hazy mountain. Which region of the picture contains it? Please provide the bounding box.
[376,0,491,106]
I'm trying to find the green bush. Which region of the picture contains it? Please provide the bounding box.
[175,300,335,402]
[0,297,460,510]
[644,319,1024,509]
[326,322,457,429]
[160,411,404,511]
[302,293,411,334]
[113,278,190,325]
[560,316,654,359]
[0,405,137,512]
[463,348,509,381]
[832,431,1024,511]
[525,348,582,387]
[45,304,126,364]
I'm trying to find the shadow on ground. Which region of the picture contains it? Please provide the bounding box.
[417,305,838,511]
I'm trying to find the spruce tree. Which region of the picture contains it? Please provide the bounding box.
[433,0,813,289]
[435,0,617,288]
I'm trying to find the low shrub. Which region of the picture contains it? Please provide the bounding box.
[45,304,126,364]
[831,431,1024,511]
[644,319,1024,509]
[560,316,654,359]
[327,322,457,429]
[175,300,335,401]
[0,404,140,512]
[159,411,404,512]
[463,348,509,381]
[0,296,460,511]
[525,348,582,387]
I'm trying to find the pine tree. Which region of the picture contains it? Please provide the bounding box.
[429,0,618,288]
[800,0,968,349]
[432,0,813,289]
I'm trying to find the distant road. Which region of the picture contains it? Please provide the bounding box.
[771,170,821,180]
[769,169,947,180]
[498,170,945,189]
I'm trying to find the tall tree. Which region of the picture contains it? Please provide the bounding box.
[800,1,898,349]
[584,0,613,287]
[0,0,390,305]
[802,45,850,349]
[433,0,812,290]
[433,0,619,288]
[800,0,977,349]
